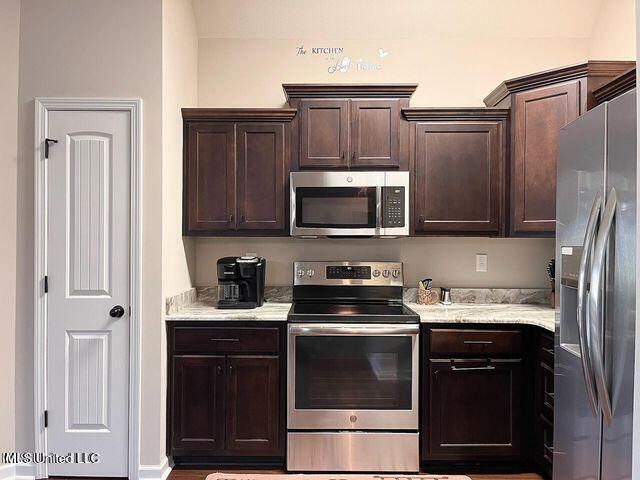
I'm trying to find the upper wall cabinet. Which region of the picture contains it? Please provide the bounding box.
[182,109,296,236]
[485,61,634,236]
[404,108,509,236]
[284,84,417,170]
[593,67,636,106]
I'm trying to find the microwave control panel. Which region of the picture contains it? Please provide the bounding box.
[382,186,405,228]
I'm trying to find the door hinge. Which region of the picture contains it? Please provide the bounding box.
[44,410,48,428]
[44,138,58,159]
[44,275,49,293]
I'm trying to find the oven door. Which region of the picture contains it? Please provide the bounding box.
[288,323,419,430]
[290,171,384,237]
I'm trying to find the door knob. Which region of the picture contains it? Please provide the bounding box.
[109,305,125,318]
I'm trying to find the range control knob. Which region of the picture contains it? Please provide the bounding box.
[372,269,381,278]
[297,269,305,278]
[382,269,390,278]
[392,269,401,278]
[306,269,315,277]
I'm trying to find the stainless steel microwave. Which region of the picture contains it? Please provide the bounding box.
[290,171,409,238]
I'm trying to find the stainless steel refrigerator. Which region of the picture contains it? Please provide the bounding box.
[555,88,636,480]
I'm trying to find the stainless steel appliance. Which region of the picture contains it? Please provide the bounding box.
[216,255,266,309]
[555,89,636,480]
[287,261,419,472]
[290,171,409,237]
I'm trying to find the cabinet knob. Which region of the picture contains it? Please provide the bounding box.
[217,365,222,374]
[229,214,234,222]
[240,215,245,223]
[352,152,356,161]
[419,216,425,223]
[229,364,233,373]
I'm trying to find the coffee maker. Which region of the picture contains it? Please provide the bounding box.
[216,255,266,309]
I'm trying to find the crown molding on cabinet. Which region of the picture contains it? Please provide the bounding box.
[484,60,636,107]
[402,107,510,121]
[282,83,418,101]
[593,67,636,105]
[181,108,297,122]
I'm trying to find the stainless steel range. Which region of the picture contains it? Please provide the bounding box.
[286,261,420,472]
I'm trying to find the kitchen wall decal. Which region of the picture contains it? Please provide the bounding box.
[296,44,387,74]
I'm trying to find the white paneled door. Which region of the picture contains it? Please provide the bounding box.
[47,110,130,476]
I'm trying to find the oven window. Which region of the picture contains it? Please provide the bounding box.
[295,336,412,410]
[296,187,376,228]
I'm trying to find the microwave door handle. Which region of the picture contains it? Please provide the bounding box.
[376,186,382,235]
[588,188,616,425]
[577,190,602,416]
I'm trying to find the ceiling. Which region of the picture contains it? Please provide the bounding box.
[191,0,604,39]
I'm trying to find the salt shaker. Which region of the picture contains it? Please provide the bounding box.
[440,287,452,305]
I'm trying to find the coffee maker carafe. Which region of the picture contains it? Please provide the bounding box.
[216,255,266,309]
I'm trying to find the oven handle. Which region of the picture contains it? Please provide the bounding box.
[288,324,419,335]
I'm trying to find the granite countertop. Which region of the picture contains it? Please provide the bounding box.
[407,302,555,332]
[165,300,555,332]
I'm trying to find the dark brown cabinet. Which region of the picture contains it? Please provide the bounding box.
[171,355,226,454]
[404,109,508,235]
[167,323,285,463]
[185,123,236,231]
[299,99,349,168]
[427,359,522,460]
[284,84,417,170]
[511,81,580,234]
[236,123,286,230]
[182,109,296,236]
[350,100,400,167]
[485,61,634,236]
[422,326,525,463]
[225,356,280,455]
[534,331,554,478]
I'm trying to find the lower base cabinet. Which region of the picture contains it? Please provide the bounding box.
[167,323,285,464]
[427,358,522,460]
[534,331,555,478]
[422,324,554,475]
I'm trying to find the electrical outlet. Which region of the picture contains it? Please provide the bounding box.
[476,253,488,272]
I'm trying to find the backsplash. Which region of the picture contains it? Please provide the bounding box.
[165,286,551,314]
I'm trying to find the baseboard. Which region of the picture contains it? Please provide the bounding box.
[139,456,172,480]
[0,463,36,480]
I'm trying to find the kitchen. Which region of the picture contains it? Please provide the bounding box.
[167,63,634,477]
[1,2,638,480]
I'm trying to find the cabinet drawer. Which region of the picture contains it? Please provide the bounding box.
[173,327,280,354]
[430,328,522,356]
[539,332,555,364]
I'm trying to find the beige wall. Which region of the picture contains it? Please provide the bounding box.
[589,0,636,59]
[195,237,555,289]
[0,0,20,458]
[163,0,198,298]
[160,0,198,466]
[16,0,165,466]
[198,37,591,107]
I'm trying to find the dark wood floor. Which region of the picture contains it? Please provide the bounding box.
[168,469,544,480]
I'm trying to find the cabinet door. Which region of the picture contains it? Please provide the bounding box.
[225,356,282,456]
[415,122,502,234]
[184,123,236,233]
[350,100,400,168]
[299,100,349,168]
[512,81,580,235]
[426,359,522,460]
[236,123,286,231]
[170,356,225,454]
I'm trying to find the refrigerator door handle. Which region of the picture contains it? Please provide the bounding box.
[588,187,616,425]
[577,190,602,416]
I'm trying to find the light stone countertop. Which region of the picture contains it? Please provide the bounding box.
[407,302,555,332]
[166,300,555,332]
